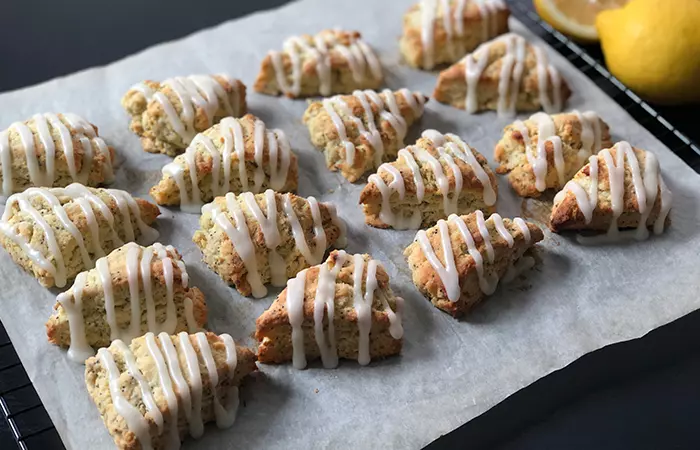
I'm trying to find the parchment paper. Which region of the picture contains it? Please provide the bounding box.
[1,0,699,448]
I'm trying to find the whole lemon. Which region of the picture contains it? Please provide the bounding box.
[596,0,700,104]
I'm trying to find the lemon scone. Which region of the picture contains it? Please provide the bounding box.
[256,250,404,369]
[400,0,510,70]
[85,331,256,450]
[46,242,207,363]
[254,29,383,98]
[433,33,571,116]
[303,89,428,182]
[0,183,160,288]
[122,74,246,156]
[360,129,497,229]
[150,114,298,213]
[0,113,115,198]
[550,141,672,242]
[193,190,346,298]
[495,111,612,197]
[404,211,543,317]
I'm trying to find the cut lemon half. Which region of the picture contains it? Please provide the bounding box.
[534,0,628,43]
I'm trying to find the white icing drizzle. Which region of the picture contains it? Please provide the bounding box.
[514,111,604,192]
[100,332,240,450]
[285,250,403,369]
[555,142,672,243]
[462,33,563,116]
[58,242,193,362]
[323,89,424,170]
[201,191,342,298]
[420,0,506,69]
[368,130,495,229]
[0,113,114,197]
[130,74,240,144]
[0,184,158,287]
[414,211,534,302]
[162,117,292,214]
[269,30,382,97]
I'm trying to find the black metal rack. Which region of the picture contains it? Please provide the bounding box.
[1,2,699,449]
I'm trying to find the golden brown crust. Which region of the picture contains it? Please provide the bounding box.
[433,35,571,113]
[0,113,115,194]
[404,212,544,317]
[45,243,208,350]
[149,114,298,208]
[256,250,402,365]
[400,0,510,69]
[254,29,383,98]
[550,144,671,233]
[302,89,428,182]
[359,131,498,229]
[122,75,247,156]
[193,192,345,297]
[84,332,256,450]
[494,112,613,197]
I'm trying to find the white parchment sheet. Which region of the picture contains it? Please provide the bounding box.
[0,0,699,448]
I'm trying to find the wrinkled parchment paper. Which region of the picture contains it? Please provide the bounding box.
[1,0,699,448]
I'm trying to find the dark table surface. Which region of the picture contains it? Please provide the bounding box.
[1,1,699,449]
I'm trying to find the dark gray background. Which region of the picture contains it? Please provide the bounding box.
[1,0,699,449]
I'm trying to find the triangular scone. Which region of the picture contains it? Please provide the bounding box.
[122,74,247,156]
[85,331,256,450]
[46,242,207,362]
[150,114,298,213]
[254,29,383,98]
[550,141,672,240]
[433,33,571,116]
[404,211,543,317]
[495,111,613,197]
[193,190,346,298]
[303,89,428,182]
[360,129,498,229]
[0,183,160,288]
[0,113,115,197]
[256,250,404,368]
[400,0,510,69]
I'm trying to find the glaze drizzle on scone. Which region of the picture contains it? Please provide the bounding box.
[130,75,242,144]
[552,141,672,242]
[0,113,114,197]
[0,184,159,287]
[285,251,403,369]
[419,0,507,68]
[56,243,198,362]
[196,190,346,298]
[366,129,497,229]
[258,29,383,97]
[157,115,295,213]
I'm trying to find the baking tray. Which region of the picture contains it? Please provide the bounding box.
[1,1,699,449]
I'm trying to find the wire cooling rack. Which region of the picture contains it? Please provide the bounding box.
[1,2,700,450]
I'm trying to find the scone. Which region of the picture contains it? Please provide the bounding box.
[254,29,383,98]
[360,129,497,229]
[550,141,672,241]
[193,190,346,298]
[150,114,298,213]
[0,183,160,288]
[256,250,404,368]
[400,0,510,69]
[303,89,428,181]
[0,113,115,197]
[122,74,246,156]
[495,111,612,197]
[433,33,571,116]
[85,331,256,450]
[404,210,543,317]
[46,242,207,363]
